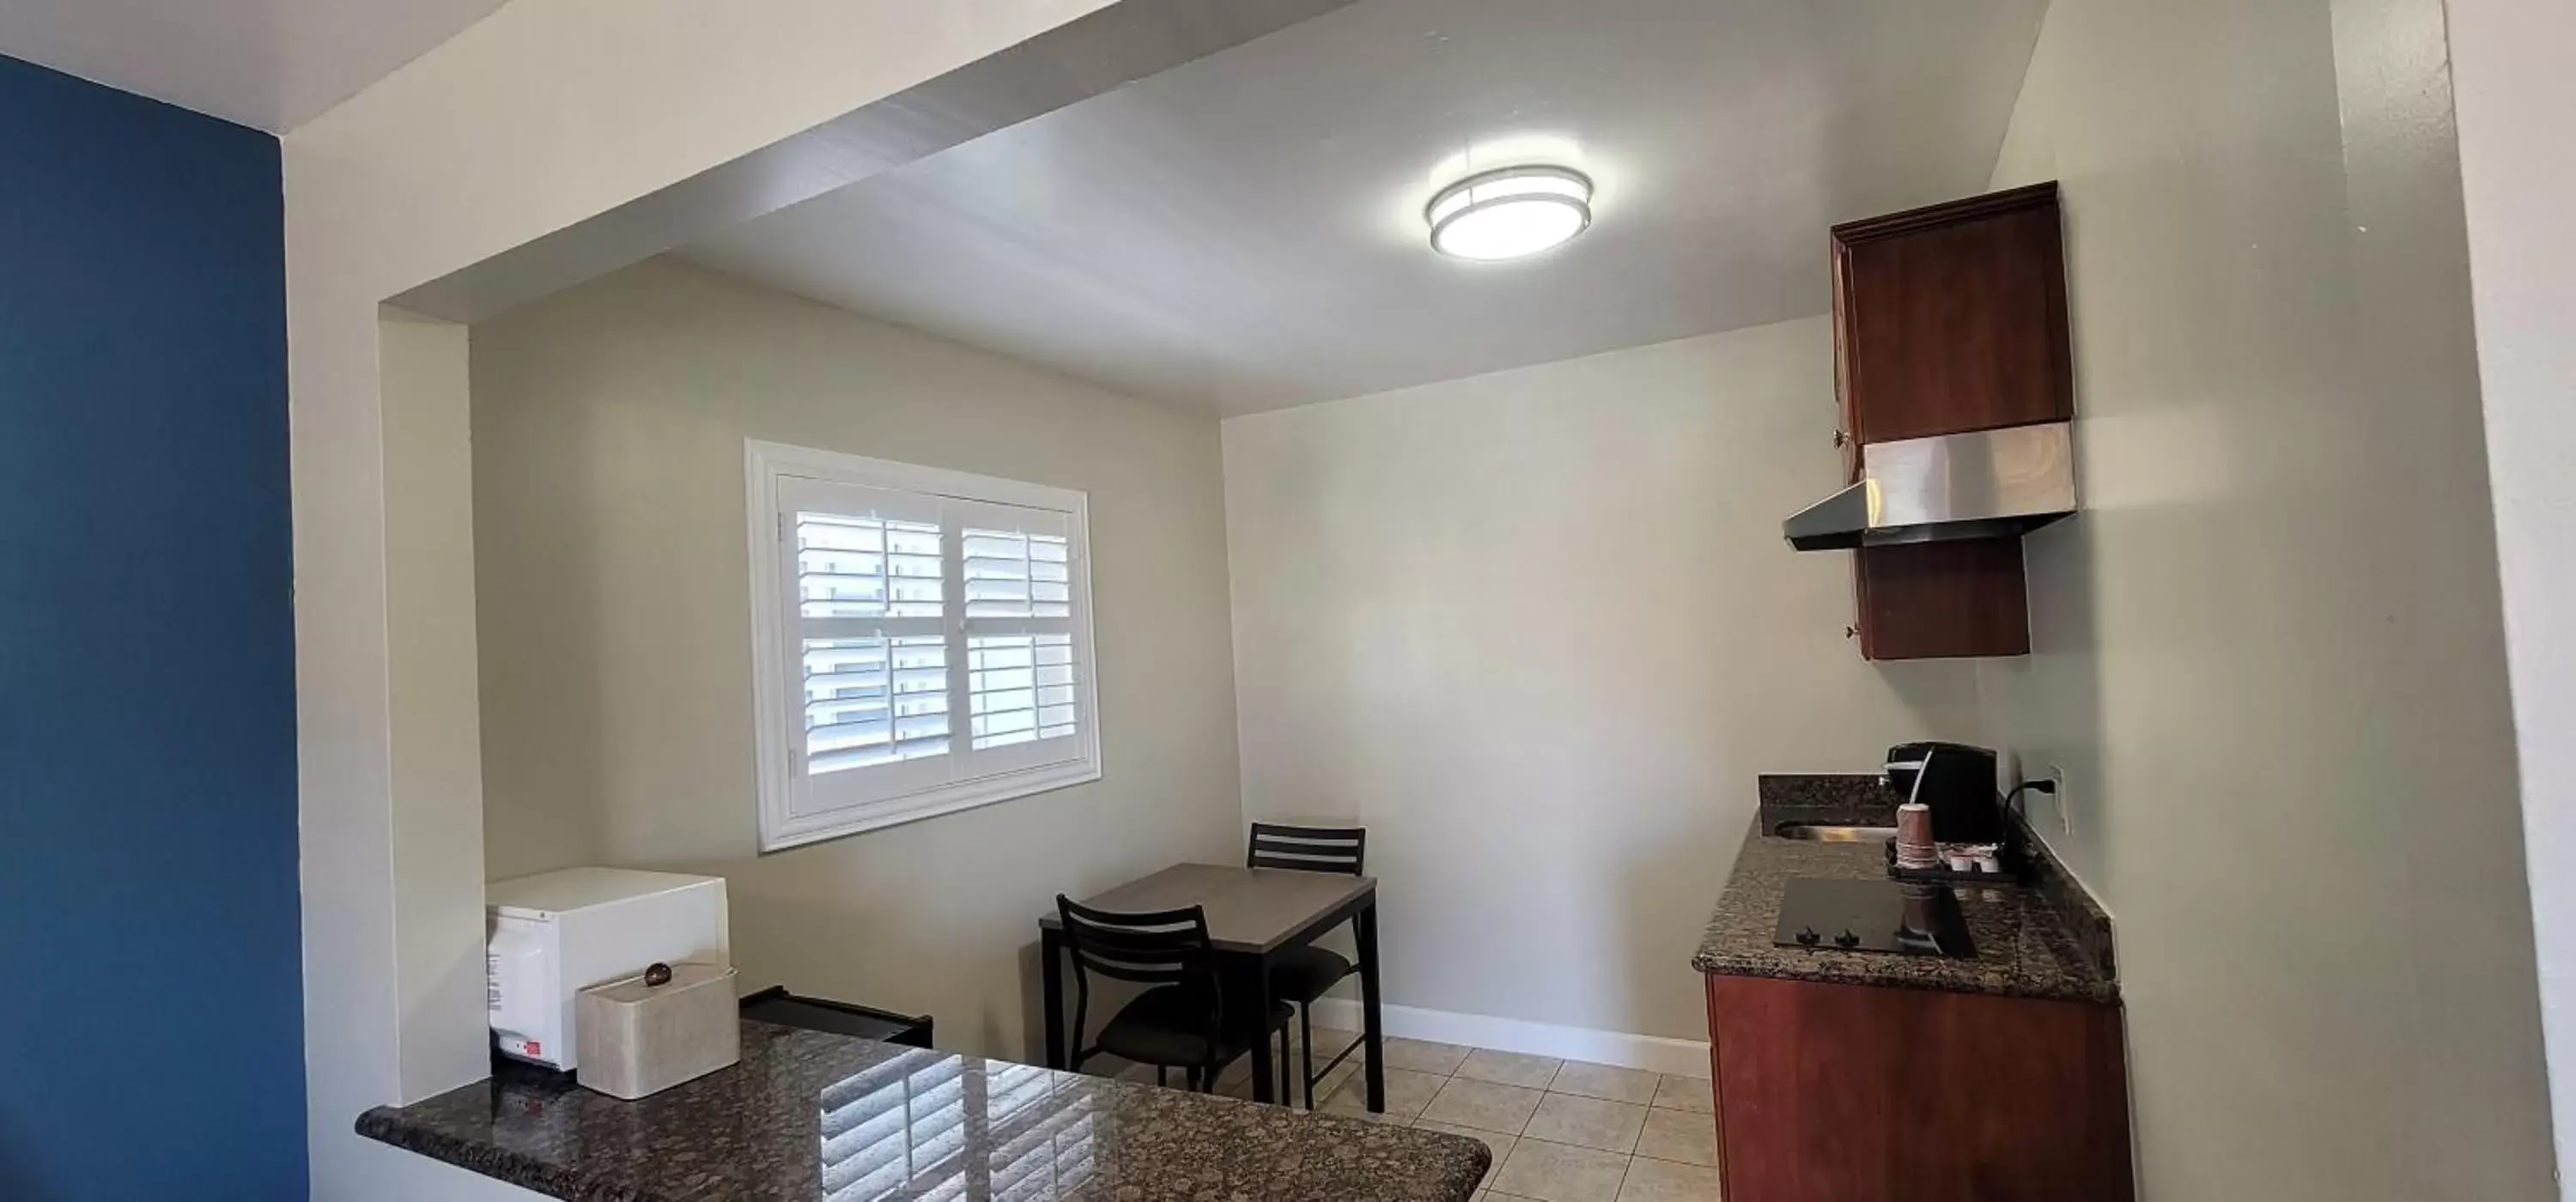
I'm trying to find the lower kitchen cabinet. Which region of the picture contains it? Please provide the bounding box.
[1703,974,2132,1201]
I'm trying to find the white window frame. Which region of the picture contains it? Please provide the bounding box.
[746,440,1102,851]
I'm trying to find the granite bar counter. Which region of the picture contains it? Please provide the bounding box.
[360,1020,1487,1201]
[1692,774,2118,1004]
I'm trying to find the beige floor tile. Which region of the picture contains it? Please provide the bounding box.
[1296,1027,1366,1069]
[1458,1048,1564,1089]
[1278,1027,1364,1097]
[1301,1026,1358,1058]
[1291,1026,1357,1061]
[1615,1155,1720,1202]
[1415,1120,1516,1192]
[1321,1065,1444,1119]
[1650,1074,1715,1114]
[1382,1036,1474,1075]
[1307,1058,1360,1109]
[1523,1093,1648,1153]
[1420,1077,1546,1135]
[1547,1061,1660,1106]
[1211,1048,1298,1097]
[1246,1047,1371,1103]
[1633,1107,1716,1168]
[1492,1139,1631,1202]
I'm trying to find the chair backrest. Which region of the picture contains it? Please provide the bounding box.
[1247,823,1366,876]
[1054,895,1214,987]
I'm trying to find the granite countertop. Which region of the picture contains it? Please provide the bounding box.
[360,1020,1487,1201]
[1690,775,2119,1005]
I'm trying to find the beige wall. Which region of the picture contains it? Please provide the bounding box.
[1222,316,1984,1043]
[470,257,1243,1059]
[1975,0,2554,1195]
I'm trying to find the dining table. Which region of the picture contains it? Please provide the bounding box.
[1039,862,1385,1112]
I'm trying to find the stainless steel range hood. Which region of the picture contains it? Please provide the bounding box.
[1783,422,2076,551]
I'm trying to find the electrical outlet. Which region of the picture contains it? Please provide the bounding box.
[2047,764,2070,838]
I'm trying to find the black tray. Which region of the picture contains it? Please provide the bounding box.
[739,986,933,1047]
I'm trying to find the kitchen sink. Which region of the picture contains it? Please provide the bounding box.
[1772,822,1899,842]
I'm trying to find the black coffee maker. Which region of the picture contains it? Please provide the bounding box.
[1885,742,2006,845]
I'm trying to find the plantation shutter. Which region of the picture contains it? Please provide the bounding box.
[768,470,1093,837]
[954,498,1084,777]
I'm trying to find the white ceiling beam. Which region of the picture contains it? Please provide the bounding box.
[388,0,1361,322]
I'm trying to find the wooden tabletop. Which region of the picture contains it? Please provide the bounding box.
[1042,863,1376,954]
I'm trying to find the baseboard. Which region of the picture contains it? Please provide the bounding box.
[1306,999,1710,1079]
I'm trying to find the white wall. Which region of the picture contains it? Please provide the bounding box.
[2448,0,2576,1187]
[470,257,1243,1059]
[1973,0,2554,1195]
[1223,316,1984,1044]
[376,312,491,1106]
[283,3,1118,1197]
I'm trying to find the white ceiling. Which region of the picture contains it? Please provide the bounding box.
[0,0,513,131]
[681,0,2049,415]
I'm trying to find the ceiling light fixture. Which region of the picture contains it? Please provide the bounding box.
[1425,165,1594,261]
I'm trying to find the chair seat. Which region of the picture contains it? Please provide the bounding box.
[1267,946,1355,1005]
[1095,986,1295,1069]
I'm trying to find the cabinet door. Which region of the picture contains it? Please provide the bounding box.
[1705,974,2132,1202]
[1831,254,1863,484]
[1832,183,2071,446]
[1854,539,2030,660]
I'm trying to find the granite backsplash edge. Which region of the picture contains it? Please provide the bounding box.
[1755,772,1901,827]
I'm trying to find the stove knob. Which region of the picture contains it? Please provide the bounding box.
[1833,930,1861,949]
[1795,926,1820,946]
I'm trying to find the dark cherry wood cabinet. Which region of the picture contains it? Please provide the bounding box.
[1832,183,2073,448]
[1852,538,2031,661]
[1827,182,2073,661]
[1704,974,2133,1202]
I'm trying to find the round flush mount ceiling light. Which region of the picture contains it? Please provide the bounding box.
[1425,165,1594,261]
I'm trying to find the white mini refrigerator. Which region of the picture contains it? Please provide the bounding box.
[486,867,730,1071]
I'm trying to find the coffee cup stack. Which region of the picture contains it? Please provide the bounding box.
[1894,802,1940,871]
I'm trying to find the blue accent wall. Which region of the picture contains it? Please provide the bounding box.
[0,55,304,1199]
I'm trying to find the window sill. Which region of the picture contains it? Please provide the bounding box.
[758,758,1102,852]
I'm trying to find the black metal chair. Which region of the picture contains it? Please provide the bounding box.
[1054,895,1293,1094]
[1246,823,1367,1108]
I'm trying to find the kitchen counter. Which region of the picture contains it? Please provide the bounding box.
[359,1020,1488,1201]
[1690,775,2118,1004]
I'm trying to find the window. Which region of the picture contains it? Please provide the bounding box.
[747,440,1099,850]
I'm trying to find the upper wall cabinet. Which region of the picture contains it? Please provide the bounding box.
[1832,181,2072,455]
[1831,182,2073,661]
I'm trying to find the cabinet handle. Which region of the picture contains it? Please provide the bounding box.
[1832,430,1849,448]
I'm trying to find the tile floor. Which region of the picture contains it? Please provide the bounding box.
[1185,1029,1724,1202]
